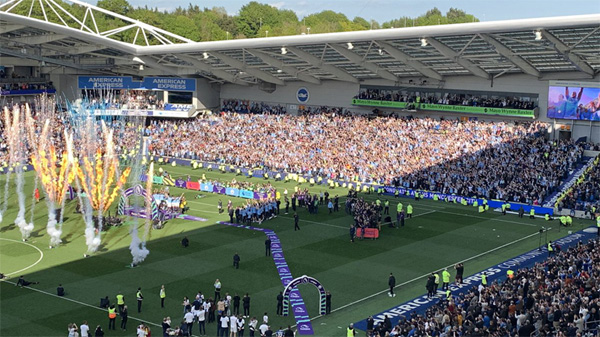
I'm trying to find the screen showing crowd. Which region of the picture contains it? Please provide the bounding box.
[547,85,600,121]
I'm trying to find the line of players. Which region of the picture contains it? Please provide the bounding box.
[224,199,280,225]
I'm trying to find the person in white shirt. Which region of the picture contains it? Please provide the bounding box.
[248,317,258,337]
[237,315,245,337]
[229,314,238,337]
[259,323,269,336]
[137,324,147,337]
[184,310,195,336]
[197,307,206,335]
[80,321,89,337]
[220,313,230,336]
[263,313,269,324]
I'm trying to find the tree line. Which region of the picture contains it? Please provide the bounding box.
[12,0,479,44]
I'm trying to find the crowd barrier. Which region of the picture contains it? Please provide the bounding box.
[139,173,275,200]
[151,156,555,216]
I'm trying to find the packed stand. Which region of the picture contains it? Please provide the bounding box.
[558,159,600,212]
[221,99,287,114]
[1,81,55,92]
[146,112,587,204]
[367,237,600,337]
[357,88,537,110]
[81,89,164,110]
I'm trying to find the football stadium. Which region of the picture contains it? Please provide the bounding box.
[0,0,599,336]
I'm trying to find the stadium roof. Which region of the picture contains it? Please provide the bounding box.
[1,0,599,85]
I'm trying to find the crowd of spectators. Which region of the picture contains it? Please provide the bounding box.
[81,89,164,110]
[558,160,600,212]
[369,237,600,337]
[357,88,538,110]
[0,81,55,92]
[146,113,587,204]
[0,100,593,206]
[221,99,287,114]
[221,100,355,116]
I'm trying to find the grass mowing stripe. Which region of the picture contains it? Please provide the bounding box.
[304,227,545,323]
[0,280,166,331]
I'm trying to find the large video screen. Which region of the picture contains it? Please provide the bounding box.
[547,80,600,120]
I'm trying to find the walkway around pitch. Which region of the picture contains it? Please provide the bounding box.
[354,227,598,331]
[218,221,314,335]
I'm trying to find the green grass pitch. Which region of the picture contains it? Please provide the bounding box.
[0,165,592,337]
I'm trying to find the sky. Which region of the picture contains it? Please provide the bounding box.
[79,0,600,22]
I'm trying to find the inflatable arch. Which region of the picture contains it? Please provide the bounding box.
[282,275,326,317]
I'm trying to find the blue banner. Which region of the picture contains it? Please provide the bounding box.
[226,187,240,197]
[78,76,133,89]
[142,77,195,91]
[354,228,596,331]
[78,76,196,91]
[239,190,254,199]
[200,183,213,192]
[163,103,193,111]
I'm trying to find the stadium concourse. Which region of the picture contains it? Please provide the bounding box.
[1,1,600,336]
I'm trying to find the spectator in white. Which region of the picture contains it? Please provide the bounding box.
[258,322,269,336]
[80,321,89,337]
[220,312,230,336]
[184,309,195,336]
[248,317,258,337]
[229,313,238,337]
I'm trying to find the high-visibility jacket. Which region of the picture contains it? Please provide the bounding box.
[116,294,124,305]
[547,243,553,252]
[434,273,439,284]
[160,288,166,299]
[442,270,450,283]
[481,274,487,286]
[108,307,117,319]
[407,205,413,215]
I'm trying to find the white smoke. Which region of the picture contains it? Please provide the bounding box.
[129,230,149,266]
[84,226,101,254]
[16,217,34,241]
[15,170,33,240]
[46,219,62,247]
[45,207,61,247]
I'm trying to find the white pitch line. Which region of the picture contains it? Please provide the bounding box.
[436,210,538,227]
[310,228,545,319]
[0,279,165,331]
[412,210,436,218]
[278,209,437,230]
[0,238,44,276]
[278,215,349,229]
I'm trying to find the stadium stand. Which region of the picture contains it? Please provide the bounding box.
[368,238,600,337]
[356,88,538,110]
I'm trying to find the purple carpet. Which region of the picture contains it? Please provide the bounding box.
[218,221,314,335]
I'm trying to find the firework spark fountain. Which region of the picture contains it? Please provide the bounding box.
[3,105,34,240]
[28,111,76,247]
[75,122,131,254]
